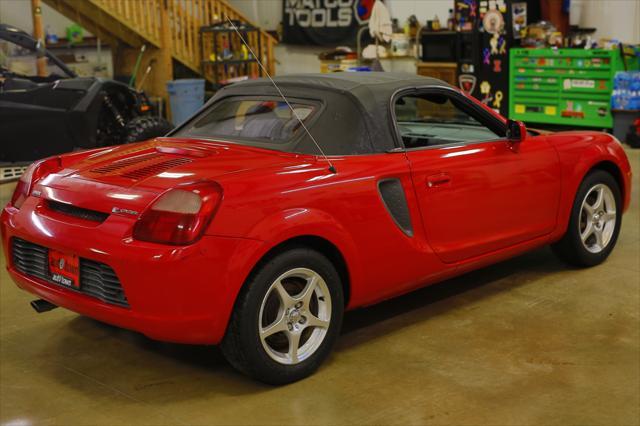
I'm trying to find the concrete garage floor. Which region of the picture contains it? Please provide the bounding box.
[0,148,638,426]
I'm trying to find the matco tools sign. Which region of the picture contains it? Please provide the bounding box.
[283,0,373,45]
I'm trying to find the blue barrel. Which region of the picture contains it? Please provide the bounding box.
[166,79,205,126]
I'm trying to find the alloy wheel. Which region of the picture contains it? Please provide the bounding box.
[578,183,617,254]
[258,268,332,365]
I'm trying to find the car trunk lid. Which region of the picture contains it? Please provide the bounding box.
[35,138,307,217]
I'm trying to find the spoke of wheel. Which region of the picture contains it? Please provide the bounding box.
[603,211,616,223]
[260,314,287,340]
[273,280,295,307]
[297,275,318,307]
[581,221,594,243]
[592,187,604,211]
[583,202,594,215]
[305,312,330,329]
[594,228,604,249]
[287,331,301,363]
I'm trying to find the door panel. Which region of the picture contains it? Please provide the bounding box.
[406,137,561,263]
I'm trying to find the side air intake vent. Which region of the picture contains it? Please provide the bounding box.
[378,178,413,237]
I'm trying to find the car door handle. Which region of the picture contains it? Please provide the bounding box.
[426,173,451,188]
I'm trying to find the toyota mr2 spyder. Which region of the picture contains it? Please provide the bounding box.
[1,73,632,384]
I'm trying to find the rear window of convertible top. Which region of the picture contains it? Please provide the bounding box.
[174,97,316,144]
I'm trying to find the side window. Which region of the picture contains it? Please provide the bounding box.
[394,93,502,149]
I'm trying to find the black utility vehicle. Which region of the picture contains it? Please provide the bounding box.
[0,24,171,173]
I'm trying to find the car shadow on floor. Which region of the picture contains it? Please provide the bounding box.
[49,246,570,395]
[337,246,569,347]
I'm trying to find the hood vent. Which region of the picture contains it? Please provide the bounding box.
[120,157,192,180]
[90,152,163,174]
[88,153,192,181]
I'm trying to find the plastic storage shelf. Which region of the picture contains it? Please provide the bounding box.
[509,48,638,128]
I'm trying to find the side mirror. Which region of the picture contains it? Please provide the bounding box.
[507,119,527,142]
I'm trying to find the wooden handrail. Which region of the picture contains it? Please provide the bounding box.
[89,0,276,77]
[43,0,277,110]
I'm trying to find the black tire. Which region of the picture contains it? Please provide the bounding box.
[552,170,622,267]
[221,247,344,385]
[123,116,173,144]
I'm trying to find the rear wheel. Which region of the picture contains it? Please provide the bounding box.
[552,170,622,266]
[221,247,344,385]
[123,116,173,144]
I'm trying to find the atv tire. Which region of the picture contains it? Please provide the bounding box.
[123,116,173,144]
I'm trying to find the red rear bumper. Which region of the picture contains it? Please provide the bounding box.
[1,198,263,344]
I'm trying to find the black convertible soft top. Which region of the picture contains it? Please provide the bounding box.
[231,72,450,102]
[176,73,455,155]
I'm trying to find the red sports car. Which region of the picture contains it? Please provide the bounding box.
[1,73,632,384]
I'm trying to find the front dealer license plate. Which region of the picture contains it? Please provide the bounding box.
[48,249,80,288]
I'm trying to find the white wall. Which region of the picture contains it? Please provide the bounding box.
[231,0,452,74]
[578,0,640,44]
[274,44,326,74]
[230,0,451,31]
[231,0,282,31]
[1,0,636,74]
[0,0,93,37]
[230,0,640,75]
[386,0,452,26]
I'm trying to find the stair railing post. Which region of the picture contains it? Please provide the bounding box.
[30,0,47,77]
[157,0,174,122]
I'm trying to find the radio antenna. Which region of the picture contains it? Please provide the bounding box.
[224,15,336,173]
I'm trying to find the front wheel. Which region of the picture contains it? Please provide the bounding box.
[221,247,344,385]
[552,170,622,267]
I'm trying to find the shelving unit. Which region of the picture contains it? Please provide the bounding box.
[509,48,638,128]
[199,23,262,84]
[44,36,109,49]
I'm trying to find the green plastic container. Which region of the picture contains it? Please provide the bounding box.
[509,48,639,128]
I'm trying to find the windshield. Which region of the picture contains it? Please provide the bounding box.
[174,97,316,144]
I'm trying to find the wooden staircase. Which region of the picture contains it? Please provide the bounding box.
[42,0,277,99]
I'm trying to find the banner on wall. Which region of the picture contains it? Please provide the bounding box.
[282,0,374,46]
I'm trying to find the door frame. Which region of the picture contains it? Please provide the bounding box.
[393,87,561,263]
[388,85,511,152]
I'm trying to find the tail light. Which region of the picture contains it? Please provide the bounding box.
[132,182,222,245]
[10,157,62,209]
